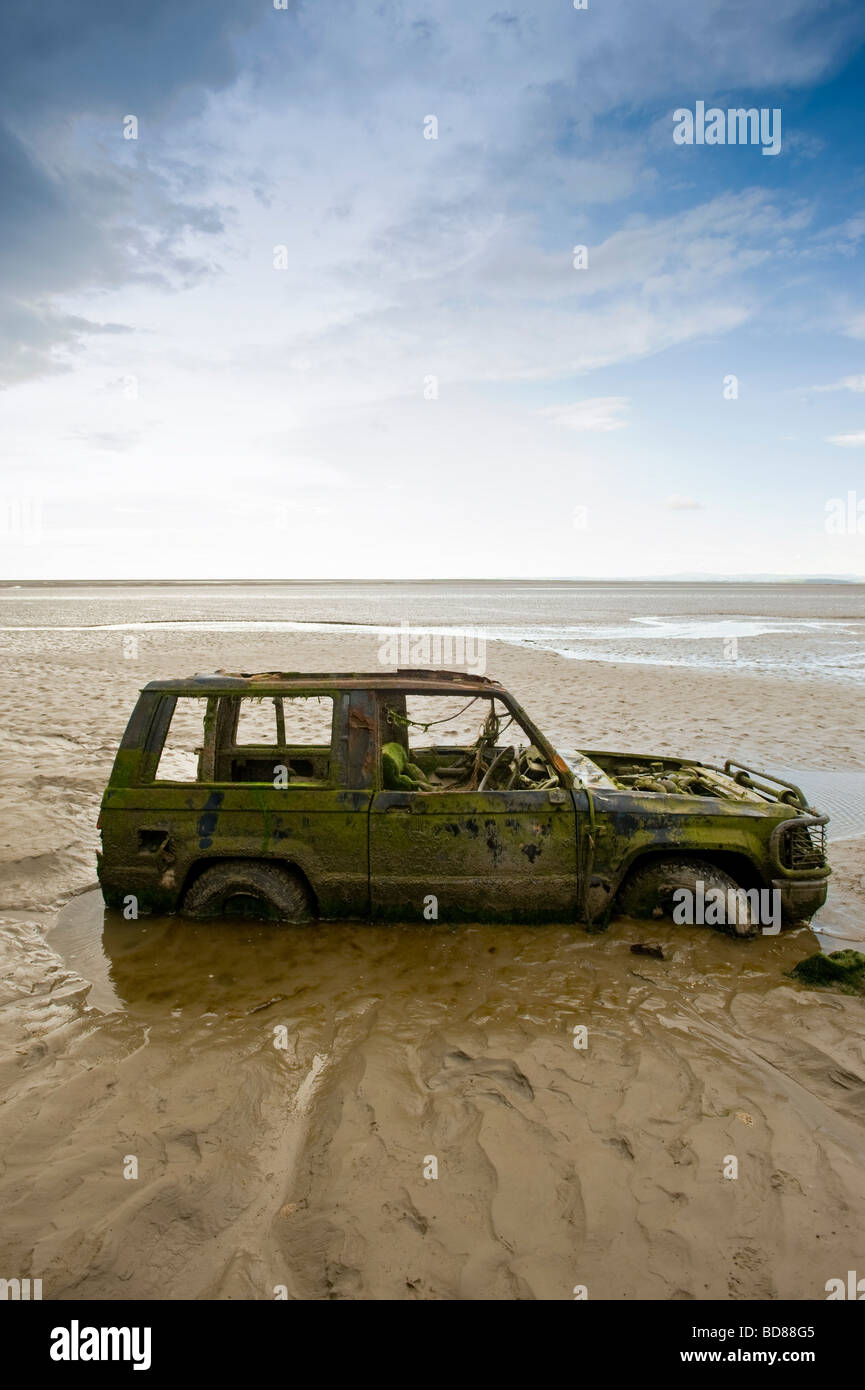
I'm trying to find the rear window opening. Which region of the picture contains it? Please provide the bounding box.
[155,696,208,782]
[153,694,335,785]
[227,695,334,784]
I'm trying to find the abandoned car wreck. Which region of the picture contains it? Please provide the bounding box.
[97,669,831,933]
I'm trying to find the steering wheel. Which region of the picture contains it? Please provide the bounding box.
[478,745,515,791]
[503,746,556,790]
[501,746,529,789]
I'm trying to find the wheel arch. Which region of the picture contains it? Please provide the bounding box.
[612,845,765,906]
[180,855,318,913]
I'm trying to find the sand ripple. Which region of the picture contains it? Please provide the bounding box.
[0,893,863,1301]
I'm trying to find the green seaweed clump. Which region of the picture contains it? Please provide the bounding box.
[791,949,865,996]
[381,741,432,791]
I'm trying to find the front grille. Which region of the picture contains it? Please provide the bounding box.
[780,821,827,871]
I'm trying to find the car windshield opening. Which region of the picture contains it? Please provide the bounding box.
[380,694,561,792]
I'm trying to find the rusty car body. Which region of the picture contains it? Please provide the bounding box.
[97,669,830,931]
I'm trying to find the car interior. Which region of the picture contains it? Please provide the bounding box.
[379,693,562,792]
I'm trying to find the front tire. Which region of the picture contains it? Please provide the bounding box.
[182,860,314,923]
[615,857,757,938]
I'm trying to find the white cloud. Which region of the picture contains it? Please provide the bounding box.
[811,375,865,393]
[665,496,703,510]
[537,397,630,432]
[826,431,865,447]
[783,130,827,160]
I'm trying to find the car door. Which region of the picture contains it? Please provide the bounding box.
[370,786,579,921]
[368,694,580,921]
[200,689,375,918]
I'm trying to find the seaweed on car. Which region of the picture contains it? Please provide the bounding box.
[97,668,830,933]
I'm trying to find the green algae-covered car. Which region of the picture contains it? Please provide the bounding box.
[97,669,830,934]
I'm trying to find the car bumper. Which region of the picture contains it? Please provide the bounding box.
[772,877,829,925]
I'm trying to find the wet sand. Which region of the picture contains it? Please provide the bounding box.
[1,623,864,1300]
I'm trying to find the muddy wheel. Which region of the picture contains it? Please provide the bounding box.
[182,860,314,923]
[615,857,757,938]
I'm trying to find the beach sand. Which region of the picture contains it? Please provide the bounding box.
[1,625,864,1300]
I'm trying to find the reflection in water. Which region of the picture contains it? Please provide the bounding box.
[48,877,861,1025]
[50,889,812,1020]
[90,897,607,1021]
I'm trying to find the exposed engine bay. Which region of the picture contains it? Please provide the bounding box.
[570,750,798,805]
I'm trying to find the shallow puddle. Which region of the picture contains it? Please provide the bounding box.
[45,886,836,1023]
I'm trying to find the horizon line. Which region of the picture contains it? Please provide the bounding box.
[1,575,864,587]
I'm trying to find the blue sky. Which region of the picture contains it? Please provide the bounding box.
[2,0,865,579]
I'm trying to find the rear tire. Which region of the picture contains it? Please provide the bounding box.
[182,860,314,923]
[615,857,757,938]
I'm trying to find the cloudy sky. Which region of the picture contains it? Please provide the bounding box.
[2,0,865,579]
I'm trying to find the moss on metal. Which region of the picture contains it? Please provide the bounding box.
[97,670,832,926]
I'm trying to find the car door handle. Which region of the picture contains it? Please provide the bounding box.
[385,804,411,812]
[548,789,568,804]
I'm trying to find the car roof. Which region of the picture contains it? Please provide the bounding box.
[142,669,506,696]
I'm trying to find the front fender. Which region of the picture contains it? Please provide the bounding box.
[583,791,784,913]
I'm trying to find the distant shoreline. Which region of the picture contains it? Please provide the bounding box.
[0,576,863,589]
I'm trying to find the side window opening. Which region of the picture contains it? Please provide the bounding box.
[235,697,279,745]
[155,696,209,782]
[226,694,335,784]
[282,695,334,747]
[380,694,561,792]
